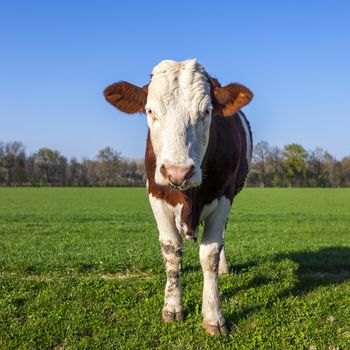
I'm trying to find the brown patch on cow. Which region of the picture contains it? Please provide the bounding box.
[162,308,184,323]
[166,277,178,294]
[206,246,223,273]
[167,286,175,294]
[175,311,184,322]
[146,135,186,207]
[104,81,148,114]
[167,270,179,279]
[160,242,183,257]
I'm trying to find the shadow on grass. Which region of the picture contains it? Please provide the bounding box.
[166,246,350,328]
[276,246,350,292]
[223,246,350,326]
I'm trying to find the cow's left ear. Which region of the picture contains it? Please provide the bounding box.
[214,83,253,116]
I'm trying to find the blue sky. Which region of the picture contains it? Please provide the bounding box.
[1,1,349,160]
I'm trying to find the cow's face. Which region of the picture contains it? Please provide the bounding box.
[145,60,212,190]
[104,59,253,190]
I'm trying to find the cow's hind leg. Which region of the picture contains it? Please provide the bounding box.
[218,230,229,275]
[200,196,231,335]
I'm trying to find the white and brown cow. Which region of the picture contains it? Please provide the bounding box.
[104,59,253,335]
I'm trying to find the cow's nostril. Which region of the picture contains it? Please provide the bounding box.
[160,164,168,178]
[165,165,196,187]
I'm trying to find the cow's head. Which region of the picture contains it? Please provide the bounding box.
[104,59,253,190]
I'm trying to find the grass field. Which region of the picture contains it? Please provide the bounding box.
[0,188,350,349]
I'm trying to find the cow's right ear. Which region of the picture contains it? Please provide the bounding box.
[103,82,148,114]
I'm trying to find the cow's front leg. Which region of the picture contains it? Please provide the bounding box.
[149,195,184,323]
[200,197,231,335]
[160,240,183,322]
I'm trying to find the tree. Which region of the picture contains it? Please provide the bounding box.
[0,142,4,183]
[96,146,122,186]
[34,148,67,185]
[252,141,270,187]
[0,142,26,185]
[25,154,37,185]
[267,146,284,187]
[67,158,86,186]
[323,152,341,188]
[283,143,307,187]
[307,148,328,187]
[82,159,99,186]
[340,156,350,186]
[121,158,145,186]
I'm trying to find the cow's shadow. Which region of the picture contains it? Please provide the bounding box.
[181,247,350,324]
[276,246,350,291]
[222,246,350,325]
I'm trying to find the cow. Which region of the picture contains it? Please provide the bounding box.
[103,59,253,335]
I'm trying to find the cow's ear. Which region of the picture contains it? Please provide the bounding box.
[214,83,253,116]
[103,82,148,114]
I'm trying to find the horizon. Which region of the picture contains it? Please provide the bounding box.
[1,138,348,162]
[1,1,349,160]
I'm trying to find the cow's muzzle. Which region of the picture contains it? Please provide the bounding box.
[160,164,196,190]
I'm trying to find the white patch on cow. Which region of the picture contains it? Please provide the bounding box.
[148,194,178,239]
[238,111,252,168]
[199,198,219,223]
[146,59,212,189]
[200,196,231,328]
[167,202,184,233]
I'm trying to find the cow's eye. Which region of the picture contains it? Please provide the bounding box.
[146,108,159,120]
[201,109,211,120]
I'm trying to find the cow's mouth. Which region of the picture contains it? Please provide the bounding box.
[169,179,189,191]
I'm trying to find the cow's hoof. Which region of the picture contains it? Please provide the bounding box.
[202,321,229,335]
[162,309,184,323]
[175,310,184,321]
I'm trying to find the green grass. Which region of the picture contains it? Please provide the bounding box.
[0,188,350,349]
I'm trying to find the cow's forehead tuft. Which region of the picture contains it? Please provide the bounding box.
[148,59,210,105]
[151,59,207,78]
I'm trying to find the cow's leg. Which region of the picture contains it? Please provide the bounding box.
[160,240,183,322]
[149,195,184,323]
[200,196,231,335]
[218,229,229,275]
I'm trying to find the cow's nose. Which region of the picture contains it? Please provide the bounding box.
[161,165,195,187]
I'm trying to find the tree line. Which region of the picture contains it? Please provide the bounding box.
[0,142,144,187]
[1,140,350,187]
[247,141,350,187]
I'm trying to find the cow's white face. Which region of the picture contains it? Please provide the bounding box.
[145,60,212,189]
[104,58,253,191]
